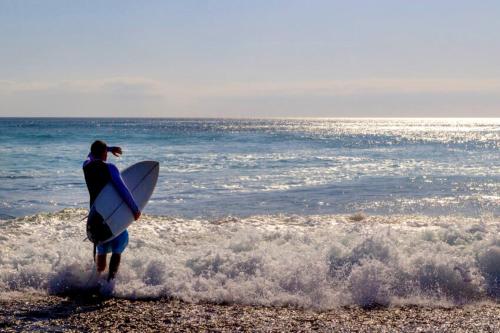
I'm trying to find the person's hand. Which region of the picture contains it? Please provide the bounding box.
[110,146,122,157]
[134,211,141,221]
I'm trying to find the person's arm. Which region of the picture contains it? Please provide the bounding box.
[107,146,122,157]
[107,163,141,219]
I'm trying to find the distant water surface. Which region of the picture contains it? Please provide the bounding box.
[0,118,498,218]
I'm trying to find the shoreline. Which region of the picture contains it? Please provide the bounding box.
[1,294,499,332]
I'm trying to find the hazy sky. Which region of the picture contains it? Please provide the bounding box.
[1,1,499,117]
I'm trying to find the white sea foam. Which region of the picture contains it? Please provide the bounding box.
[1,209,499,309]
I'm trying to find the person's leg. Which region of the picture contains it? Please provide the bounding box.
[107,230,129,281]
[108,253,121,281]
[96,254,107,274]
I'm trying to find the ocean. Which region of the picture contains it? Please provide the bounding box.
[0,117,499,308]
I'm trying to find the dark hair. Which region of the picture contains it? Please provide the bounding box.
[90,140,107,157]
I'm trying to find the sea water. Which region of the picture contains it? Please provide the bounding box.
[0,118,499,307]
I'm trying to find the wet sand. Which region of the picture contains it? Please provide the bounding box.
[1,294,499,332]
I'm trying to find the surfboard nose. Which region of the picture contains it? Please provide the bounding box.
[138,160,159,166]
[134,160,160,172]
[140,160,160,179]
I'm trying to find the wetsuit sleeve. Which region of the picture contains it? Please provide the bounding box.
[107,164,140,215]
[106,146,117,152]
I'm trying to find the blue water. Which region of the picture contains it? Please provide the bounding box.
[0,118,498,218]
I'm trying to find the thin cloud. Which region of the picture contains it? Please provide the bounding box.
[199,79,500,98]
[0,77,165,97]
[1,78,500,100]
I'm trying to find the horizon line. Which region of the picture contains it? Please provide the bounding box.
[1,116,499,120]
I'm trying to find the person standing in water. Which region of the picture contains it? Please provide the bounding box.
[83,140,141,288]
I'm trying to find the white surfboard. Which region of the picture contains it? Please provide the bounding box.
[88,161,159,243]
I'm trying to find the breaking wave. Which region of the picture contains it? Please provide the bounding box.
[1,209,499,309]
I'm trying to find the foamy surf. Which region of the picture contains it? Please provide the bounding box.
[1,209,499,309]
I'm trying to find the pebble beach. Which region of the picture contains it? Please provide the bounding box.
[1,294,499,332]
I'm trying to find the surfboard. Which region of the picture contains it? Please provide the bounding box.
[87,161,159,244]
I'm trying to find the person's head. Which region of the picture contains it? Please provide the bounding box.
[90,140,108,161]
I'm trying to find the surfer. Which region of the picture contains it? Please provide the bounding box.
[83,140,141,287]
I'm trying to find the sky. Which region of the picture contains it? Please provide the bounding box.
[1,0,499,117]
